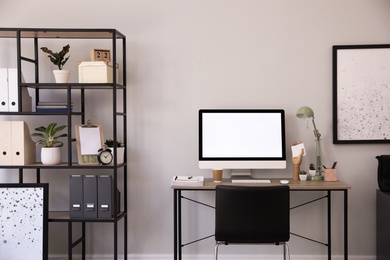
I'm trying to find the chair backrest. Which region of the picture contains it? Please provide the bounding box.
[215,185,290,244]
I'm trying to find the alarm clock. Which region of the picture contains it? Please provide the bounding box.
[97,148,113,165]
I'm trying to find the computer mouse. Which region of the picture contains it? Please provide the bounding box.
[280,180,289,184]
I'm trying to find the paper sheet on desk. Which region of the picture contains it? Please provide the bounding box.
[79,126,101,155]
[292,143,306,157]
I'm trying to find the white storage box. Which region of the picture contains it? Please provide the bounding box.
[78,61,119,83]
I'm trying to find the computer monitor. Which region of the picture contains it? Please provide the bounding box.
[199,109,286,177]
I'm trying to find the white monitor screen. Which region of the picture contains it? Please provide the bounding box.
[199,109,286,170]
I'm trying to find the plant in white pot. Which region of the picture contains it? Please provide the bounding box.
[41,44,70,83]
[31,122,67,165]
[308,163,316,177]
[104,139,125,164]
[299,170,308,181]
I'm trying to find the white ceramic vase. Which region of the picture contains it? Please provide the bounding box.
[53,69,70,83]
[299,174,308,181]
[107,147,125,164]
[41,147,61,165]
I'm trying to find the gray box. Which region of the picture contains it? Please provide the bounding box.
[83,175,98,218]
[69,175,83,218]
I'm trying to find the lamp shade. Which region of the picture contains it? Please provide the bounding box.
[296,106,314,119]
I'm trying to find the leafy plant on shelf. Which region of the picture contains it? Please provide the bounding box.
[104,139,125,148]
[31,122,67,147]
[299,170,307,175]
[41,44,70,70]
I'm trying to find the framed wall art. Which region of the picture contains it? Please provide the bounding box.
[0,183,48,260]
[333,44,390,144]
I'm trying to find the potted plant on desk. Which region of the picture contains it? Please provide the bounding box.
[31,122,67,165]
[104,139,125,164]
[308,163,316,178]
[41,44,70,83]
[299,170,308,181]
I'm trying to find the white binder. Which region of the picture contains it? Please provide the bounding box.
[8,68,31,112]
[0,68,8,112]
[0,121,36,165]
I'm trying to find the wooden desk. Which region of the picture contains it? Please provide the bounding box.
[172,178,351,260]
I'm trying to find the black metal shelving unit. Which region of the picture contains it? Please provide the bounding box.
[0,28,127,260]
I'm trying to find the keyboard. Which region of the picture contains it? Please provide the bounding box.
[231,179,271,184]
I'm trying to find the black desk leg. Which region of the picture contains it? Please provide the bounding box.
[173,189,182,260]
[344,190,348,260]
[174,189,177,260]
[328,191,331,260]
[178,190,182,260]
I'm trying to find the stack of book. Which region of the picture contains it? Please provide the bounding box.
[171,176,204,187]
[36,102,73,113]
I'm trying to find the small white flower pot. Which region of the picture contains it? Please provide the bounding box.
[53,69,70,83]
[107,147,125,164]
[299,174,308,181]
[41,147,61,165]
[309,170,316,177]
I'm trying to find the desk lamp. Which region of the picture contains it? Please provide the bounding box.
[296,106,323,179]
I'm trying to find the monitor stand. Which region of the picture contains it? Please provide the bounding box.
[230,169,254,180]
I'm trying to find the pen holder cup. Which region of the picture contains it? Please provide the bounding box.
[213,170,223,183]
[324,169,338,181]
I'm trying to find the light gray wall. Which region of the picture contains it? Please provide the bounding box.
[1,0,390,257]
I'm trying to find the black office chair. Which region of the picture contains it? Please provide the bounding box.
[215,185,290,259]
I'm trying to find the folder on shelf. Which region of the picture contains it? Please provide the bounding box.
[0,121,36,165]
[0,68,8,111]
[83,175,98,218]
[7,68,32,112]
[69,175,84,218]
[98,175,114,218]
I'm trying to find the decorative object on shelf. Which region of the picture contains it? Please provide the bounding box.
[41,44,70,83]
[75,121,104,165]
[78,61,119,83]
[31,122,67,165]
[104,139,125,164]
[91,48,111,62]
[296,106,324,180]
[299,170,308,181]
[97,148,113,165]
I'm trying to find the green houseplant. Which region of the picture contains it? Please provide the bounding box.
[104,139,124,148]
[299,170,308,181]
[31,123,67,165]
[104,139,125,164]
[41,44,71,83]
[41,44,70,70]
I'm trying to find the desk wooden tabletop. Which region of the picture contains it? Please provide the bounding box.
[171,178,351,190]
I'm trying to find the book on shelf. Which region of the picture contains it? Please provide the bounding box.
[171,176,204,187]
[36,101,73,113]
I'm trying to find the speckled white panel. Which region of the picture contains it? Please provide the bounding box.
[337,48,390,141]
[0,187,44,259]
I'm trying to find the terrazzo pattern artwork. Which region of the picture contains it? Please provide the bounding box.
[337,48,390,141]
[0,187,44,259]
